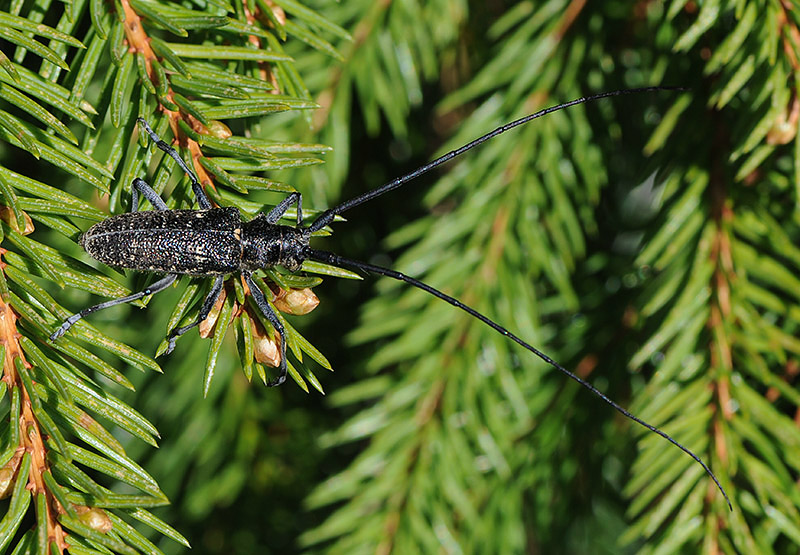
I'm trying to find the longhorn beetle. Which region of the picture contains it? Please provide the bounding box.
[51,87,731,509]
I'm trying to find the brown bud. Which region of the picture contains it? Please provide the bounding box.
[254,330,281,367]
[76,506,113,533]
[0,207,34,235]
[767,97,799,145]
[0,468,14,499]
[206,120,232,139]
[273,288,319,315]
[0,449,24,499]
[199,288,228,338]
[264,0,287,24]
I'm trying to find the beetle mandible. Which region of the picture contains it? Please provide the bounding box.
[50,87,731,509]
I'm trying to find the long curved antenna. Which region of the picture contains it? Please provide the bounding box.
[308,86,686,233]
[305,247,732,510]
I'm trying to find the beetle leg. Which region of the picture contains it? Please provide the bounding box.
[136,118,212,210]
[265,192,303,226]
[50,274,177,341]
[163,275,225,355]
[243,272,287,386]
[131,177,168,211]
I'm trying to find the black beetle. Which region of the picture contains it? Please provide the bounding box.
[51,120,311,385]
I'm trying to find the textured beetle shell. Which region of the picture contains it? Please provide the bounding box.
[81,207,243,275]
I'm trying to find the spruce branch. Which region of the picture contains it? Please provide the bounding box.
[0,0,351,552]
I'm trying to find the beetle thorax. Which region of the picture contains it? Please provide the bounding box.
[240,216,310,272]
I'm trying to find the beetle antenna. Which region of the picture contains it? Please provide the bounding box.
[304,247,732,511]
[308,86,687,233]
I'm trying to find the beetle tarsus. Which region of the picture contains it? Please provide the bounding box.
[267,372,286,387]
[50,315,81,341]
[161,276,226,355]
[163,335,178,356]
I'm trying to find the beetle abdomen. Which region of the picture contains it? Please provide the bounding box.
[81,208,243,275]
